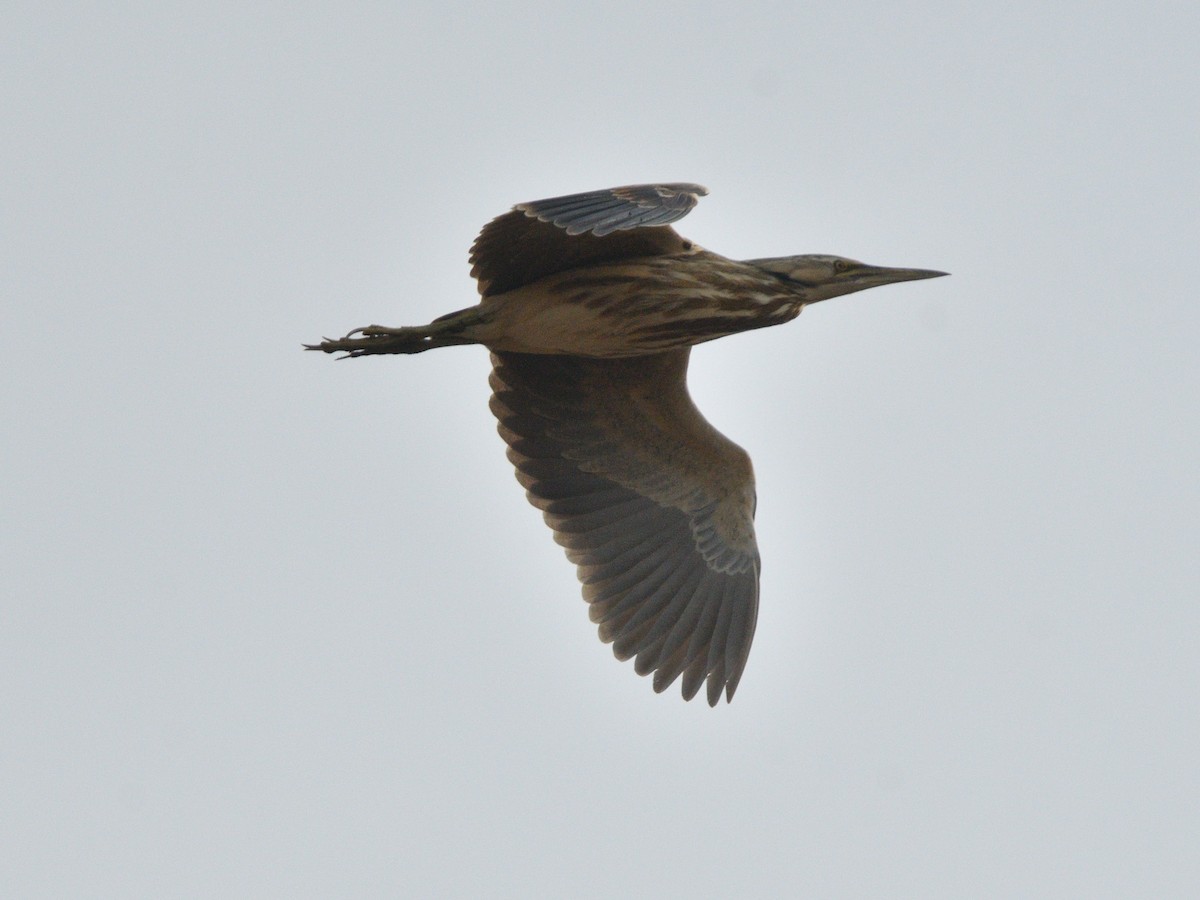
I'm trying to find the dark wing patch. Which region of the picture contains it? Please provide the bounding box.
[489,349,759,706]
[469,183,707,297]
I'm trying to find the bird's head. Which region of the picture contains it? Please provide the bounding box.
[746,254,948,304]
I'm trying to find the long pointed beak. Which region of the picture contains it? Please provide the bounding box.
[858,265,949,286]
[808,264,948,303]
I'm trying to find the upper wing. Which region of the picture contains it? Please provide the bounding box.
[489,348,759,706]
[469,183,708,297]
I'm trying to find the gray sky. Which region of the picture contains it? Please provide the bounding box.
[4,1,1198,896]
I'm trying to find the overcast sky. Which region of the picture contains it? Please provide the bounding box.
[5,2,1199,896]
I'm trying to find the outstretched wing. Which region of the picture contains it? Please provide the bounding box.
[489,348,759,706]
[470,183,708,296]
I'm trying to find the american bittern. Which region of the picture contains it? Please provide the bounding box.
[307,183,946,705]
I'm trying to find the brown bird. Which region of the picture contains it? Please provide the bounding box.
[307,183,946,705]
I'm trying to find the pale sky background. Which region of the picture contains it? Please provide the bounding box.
[4,2,1198,897]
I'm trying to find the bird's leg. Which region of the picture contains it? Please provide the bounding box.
[305,324,448,357]
[305,307,485,358]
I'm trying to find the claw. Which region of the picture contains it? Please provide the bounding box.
[359,324,408,337]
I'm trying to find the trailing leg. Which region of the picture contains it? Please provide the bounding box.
[305,306,487,357]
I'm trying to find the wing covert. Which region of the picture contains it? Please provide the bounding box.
[469,183,707,297]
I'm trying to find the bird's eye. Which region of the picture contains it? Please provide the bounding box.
[834,259,853,273]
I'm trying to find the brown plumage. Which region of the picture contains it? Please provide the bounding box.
[308,183,947,705]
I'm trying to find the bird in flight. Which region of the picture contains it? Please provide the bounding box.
[307,183,946,705]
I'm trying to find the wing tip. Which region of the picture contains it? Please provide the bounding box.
[515,182,709,237]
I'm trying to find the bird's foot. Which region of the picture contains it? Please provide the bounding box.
[304,325,432,357]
